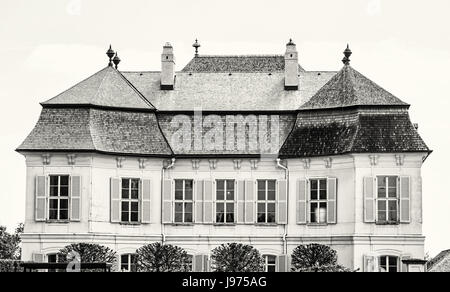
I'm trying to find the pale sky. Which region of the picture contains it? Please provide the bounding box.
[0,0,449,257]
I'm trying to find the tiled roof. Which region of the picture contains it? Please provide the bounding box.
[279,108,429,158]
[157,113,296,156]
[428,250,450,271]
[182,55,305,73]
[42,66,154,110]
[300,65,408,110]
[17,108,172,156]
[123,71,336,111]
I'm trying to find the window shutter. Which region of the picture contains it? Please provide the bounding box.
[32,253,45,263]
[35,176,47,222]
[195,180,204,223]
[277,180,288,224]
[327,178,337,224]
[400,176,411,223]
[110,178,121,223]
[203,255,210,272]
[401,255,411,272]
[278,255,289,272]
[193,254,207,272]
[141,179,151,224]
[203,180,214,224]
[296,179,307,224]
[237,180,245,224]
[363,255,378,272]
[364,177,376,223]
[245,180,255,224]
[162,180,173,224]
[70,176,81,222]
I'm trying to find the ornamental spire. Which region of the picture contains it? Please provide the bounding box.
[106,45,115,67]
[192,39,201,57]
[342,44,352,65]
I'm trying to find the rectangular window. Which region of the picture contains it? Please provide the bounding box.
[49,175,69,221]
[174,179,194,223]
[216,180,235,224]
[379,255,398,272]
[47,253,60,273]
[257,180,276,223]
[121,178,140,223]
[309,179,327,224]
[377,176,398,224]
[120,254,137,272]
[263,255,277,272]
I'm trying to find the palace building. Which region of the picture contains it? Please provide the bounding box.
[17,40,431,272]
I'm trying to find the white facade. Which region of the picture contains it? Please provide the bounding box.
[20,151,427,272]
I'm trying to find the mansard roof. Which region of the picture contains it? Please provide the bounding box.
[300,65,408,110]
[17,107,172,156]
[182,55,305,73]
[42,66,154,110]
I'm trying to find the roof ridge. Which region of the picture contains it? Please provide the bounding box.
[196,54,284,58]
[115,69,156,109]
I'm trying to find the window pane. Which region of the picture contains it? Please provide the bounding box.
[258,181,265,191]
[267,212,276,223]
[257,213,266,223]
[267,256,276,265]
[319,179,327,190]
[258,203,265,213]
[49,199,58,209]
[378,177,387,198]
[175,203,183,213]
[50,176,59,186]
[310,180,318,191]
[59,210,68,220]
[310,202,318,223]
[267,180,276,191]
[258,190,266,201]
[319,202,327,223]
[50,186,58,197]
[122,179,129,189]
[226,203,234,213]
[131,202,139,212]
[216,213,224,223]
[267,265,276,272]
[319,190,327,200]
[175,180,183,190]
[185,203,193,213]
[131,212,139,222]
[130,179,139,189]
[184,212,193,223]
[122,202,129,212]
[388,177,397,188]
[122,189,129,199]
[226,180,234,191]
[185,180,193,191]
[60,199,68,210]
[389,256,397,266]
[268,190,276,201]
[217,190,224,201]
[216,203,224,213]
[226,190,234,201]
[60,176,69,186]
[310,189,318,200]
[49,210,58,220]
[226,213,234,223]
[378,200,386,212]
[388,187,397,198]
[174,213,183,223]
[175,190,183,201]
[131,189,139,200]
[267,203,275,213]
[60,186,69,197]
[185,187,193,201]
[388,201,397,222]
[121,211,129,222]
[217,180,224,190]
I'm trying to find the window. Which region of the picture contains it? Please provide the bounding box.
[377,176,398,224]
[379,256,398,272]
[120,254,137,272]
[174,180,194,223]
[121,178,140,223]
[257,180,276,223]
[216,180,235,223]
[309,179,327,224]
[49,175,69,220]
[47,253,60,273]
[263,255,277,272]
[186,255,193,272]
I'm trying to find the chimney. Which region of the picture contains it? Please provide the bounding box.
[284,39,299,90]
[161,42,175,90]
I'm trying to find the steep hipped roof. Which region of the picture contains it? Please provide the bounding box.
[123,71,336,111]
[17,108,172,156]
[279,108,429,158]
[300,65,408,110]
[182,55,305,73]
[42,66,154,110]
[427,250,450,272]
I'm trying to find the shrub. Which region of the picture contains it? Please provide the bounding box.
[211,243,264,272]
[135,242,190,272]
[291,243,351,272]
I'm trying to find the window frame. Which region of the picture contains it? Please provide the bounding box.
[174,179,194,224]
[120,253,137,272]
[379,255,399,272]
[257,180,277,224]
[308,178,328,224]
[120,178,141,224]
[48,175,70,221]
[215,179,236,224]
[376,176,399,225]
[263,254,277,272]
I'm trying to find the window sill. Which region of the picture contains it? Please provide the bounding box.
[46,220,70,224]
[120,222,142,226]
[168,223,195,226]
[214,223,236,227]
[255,223,278,227]
[307,223,329,227]
[375,222,400,226]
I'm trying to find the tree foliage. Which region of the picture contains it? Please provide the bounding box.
[291,243,351,272]
[135,242,190,272]
[211,243,264,272]
[0,223,23,260]
[57,243,117,264]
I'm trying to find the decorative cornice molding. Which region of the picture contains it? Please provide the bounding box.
[192,159,200,170]
[302,158,311,169]
[324,157,332,169]
[138,158,147,169]
[369,155,379,166]
[250,159,259,170]
[395,154,405,166]
[67,154,77,165]
[209,159,217,170]
[233,159,242,170]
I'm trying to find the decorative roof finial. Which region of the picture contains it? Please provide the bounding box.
[287,38,296,46]
[193,39,201,57]
[106,45,115,67]
[113,52,121,69]
[342,44,352,65]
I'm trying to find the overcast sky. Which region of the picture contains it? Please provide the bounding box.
[1,0,449,257]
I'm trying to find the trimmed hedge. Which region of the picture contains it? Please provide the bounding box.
[0,260,22,272]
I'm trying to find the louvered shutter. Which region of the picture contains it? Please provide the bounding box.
[245,180,255,224]
[237,180,245,224]
[141,179,151,224]
[278,255,289,272]
[277,180,288,224]
[364,177,376,223]
[70,176,81,222]
[296,179,307,224]
[203,180,214,224]
[400,176,411,223]
[162,180,173,224]
[110,178,121,223]
[35,176,47,222]
[327,178,337,224]
[195,180,204,223]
